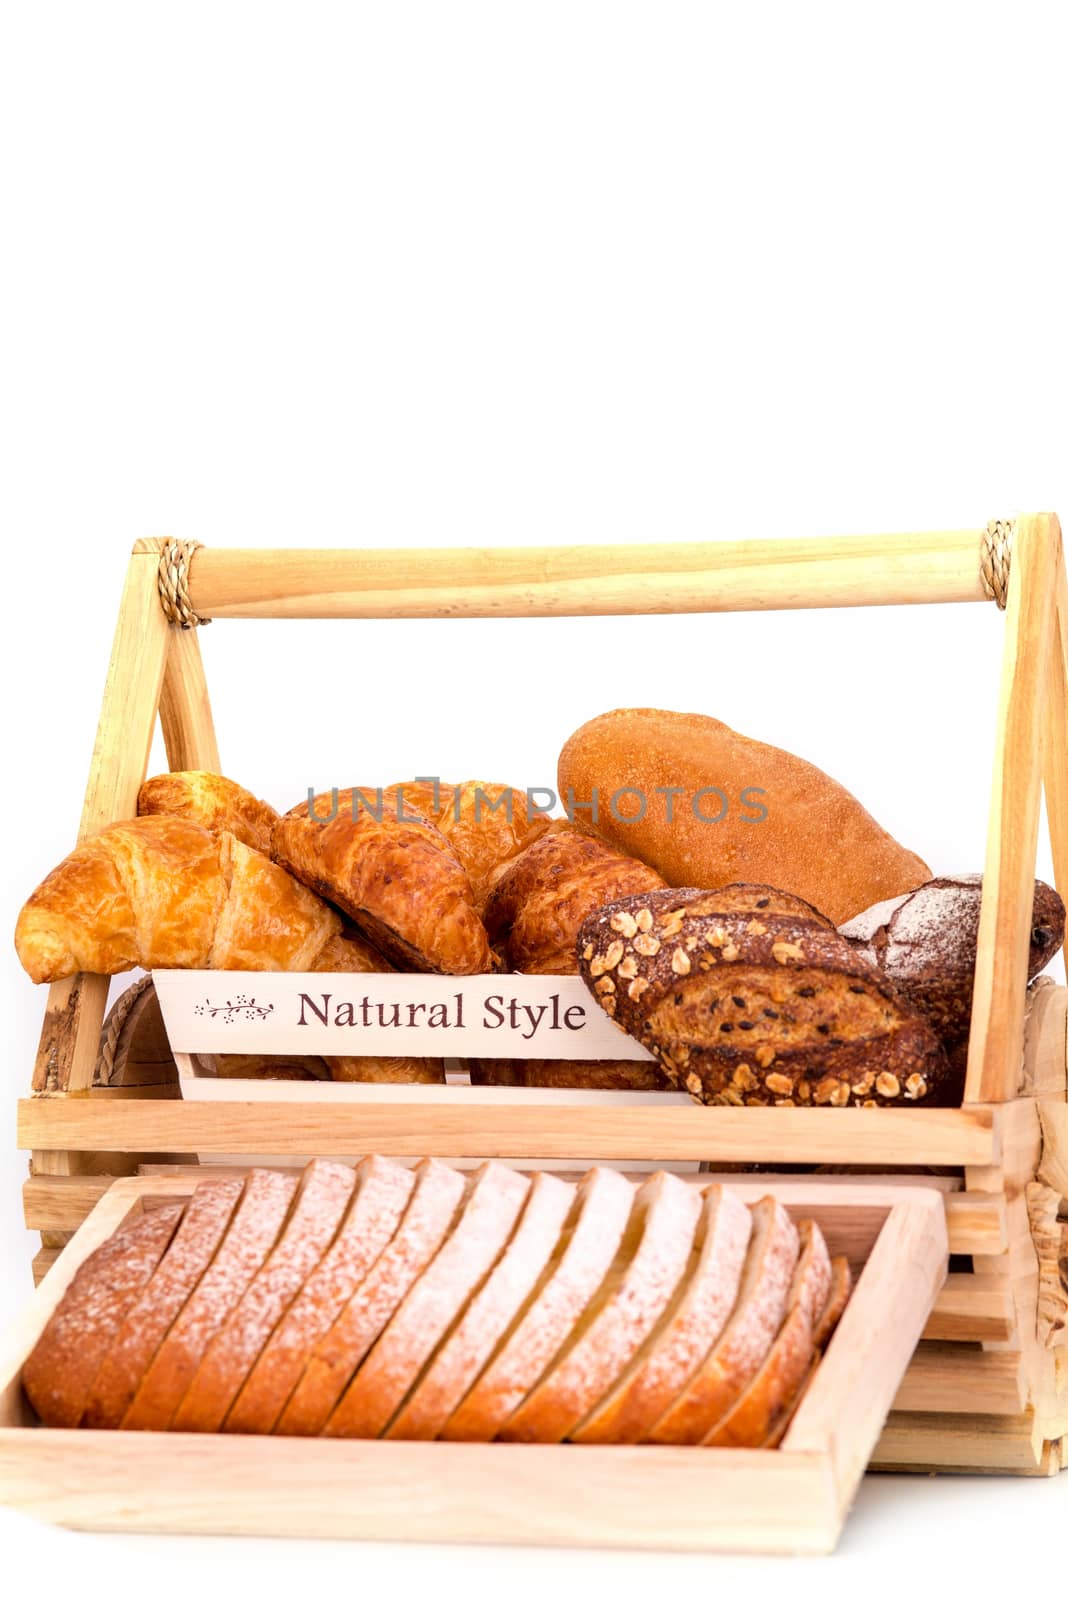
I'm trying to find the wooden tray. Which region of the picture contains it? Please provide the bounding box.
[16,518,1068,1489]
[0,1170,947,1554]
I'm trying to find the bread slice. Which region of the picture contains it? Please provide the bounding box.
[702,1218,831,1447]
[571,1184,752,1444]
[23,1204,184,1428]
[83,1178,244,1428]
[327,1163,531,1439]
[646,1195,799,1445]
[749,1255,853,1451]
[169,1160,356,1432]
[225,1155,414,1435]
[122,1169,297,1431]
[441,1166,635,1442]
[813,1255,852,1348]
[386,1171,573,1440]
[498,1171,703,1444]
[276,1157,465,1436]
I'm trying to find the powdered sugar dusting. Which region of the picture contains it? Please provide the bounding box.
[442,1166,635,1441]
[499,1171,703,1442]
[227,1157,415,1434]
[336,1163,531,1439]
[391,1170,574,1440]
[574,1184,753,1443]
[279,1159,465,1437]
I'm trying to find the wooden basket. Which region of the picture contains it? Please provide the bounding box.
[9,521,1068,1542]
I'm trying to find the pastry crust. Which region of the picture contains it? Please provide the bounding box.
[14,817,383,983]
[328,1164,531,1439]
[226,1156,415,1435]
[558,707,931,924]
[138,771,279,856]
[22,1205,184,1429]
[171,1161,356,1433]
[441,1166,635,1442]
[387,1172,573,1440]
[484,827,665,977]
[83,1179,244,1429]
[276,1159,466,1436]
[646,1196,799,1445]
[498,1172,703,1443]
[274,788,491,975]
[469,1058,666,1090]
[385,779,552,910]
[123,1170,297,1432]
[571,1184,753,1444]
[578,885,954,1106]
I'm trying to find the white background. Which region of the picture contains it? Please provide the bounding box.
[1,1,1066,1594]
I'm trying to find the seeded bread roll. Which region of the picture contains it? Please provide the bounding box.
[558,707,931,925]
[839,875,1066,1044]
[577,885,954,1107]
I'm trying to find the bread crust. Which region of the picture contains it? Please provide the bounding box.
[468,1058,666,1090]
[170,1161,356,1433]
[571,1184,753,1444]
[83,1179,244,1428]
[498,1172,703,1443]
[276,1158,465,1436]
[122,1170,297,1431]
[327,1164,531,1439]
[839,875,1066,1043]
[23,1205,184,1428]
[646,1196,799,1445]
[387,1172,573,1440]
[558,707,930,924]
[578,886,954,1107]
[274,789,491,975]
[441,1166,635,1442]
[702,1218,831,1447]
[138,771,279,856]
[225,1156,414,1435]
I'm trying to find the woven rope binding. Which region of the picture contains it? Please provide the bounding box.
[981,518,1015,610]
[157,538,209,627]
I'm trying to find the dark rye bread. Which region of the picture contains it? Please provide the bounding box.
[577,885,954,1107]
[839,875,1066,1044]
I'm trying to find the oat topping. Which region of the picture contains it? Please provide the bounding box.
[745,920,767,936]
[671,947,691,976]
[627,976,650,1001]
[633,932,661,957]
[875,1072,901,1098]
[617,955,638,980]
[594,975,615,994]
[634,907,654,933]
[609,910,639,938]
[771,941,805,965]
[765,1072,794,1096]
[904,1072,928,1100]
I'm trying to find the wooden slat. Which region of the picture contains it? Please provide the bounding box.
[17,1097,999,1165]
[924,1276,1015,1342]
[893,1344,1025,1415]
[943,1191,1009,1256]
[30,1249,61,1286]
[158,624,221,773]
[872,1410,1048,1473]
[23,1175,114,1232]
[966,512,1062,1102]
[171,531,991,620]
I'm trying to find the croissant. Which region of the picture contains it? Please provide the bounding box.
[476,827,669,1090]
[274,788,491,975]
[383,780,551,910]
[138,771,279,856]
[14,816,388,984]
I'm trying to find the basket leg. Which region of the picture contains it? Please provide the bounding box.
[1041,543,1068,983]
[30,549,171,1214]
[966,513,1062,1104]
